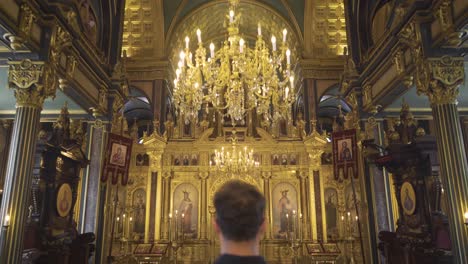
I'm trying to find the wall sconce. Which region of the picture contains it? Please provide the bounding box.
[4,214,10,227]
[464,212,468,225]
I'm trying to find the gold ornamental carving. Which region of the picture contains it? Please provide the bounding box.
[416,56,464,105]
[8,60,57,108]
[362,83,373,107]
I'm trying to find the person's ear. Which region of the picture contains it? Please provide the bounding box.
[212,217,221,235]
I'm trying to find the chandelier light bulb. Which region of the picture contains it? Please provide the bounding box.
[210,43,215,58]
[194,83,199,89]
[196,29,202,43]
[271,36,276,51]
[290,76,294,86]
[258,23,262,36]
[185,36,190,49]
[283,29,288,42]
[178,61,183,69]
[286,49,291,64]
[179,51,186,60]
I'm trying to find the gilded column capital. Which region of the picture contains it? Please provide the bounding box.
[162,171,173,180]
[261,171,272,180]
[198,171,209,180]
[296,171,308,180]
[416,56,464,105]
[8,60,57,108]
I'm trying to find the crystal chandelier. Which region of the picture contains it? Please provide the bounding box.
[173,0,296,126]
[210,130,259,176]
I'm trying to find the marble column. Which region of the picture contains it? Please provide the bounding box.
[0,60,56,263]
[261,172,272,239]
[199,172,209,239]
[417,57,468,263]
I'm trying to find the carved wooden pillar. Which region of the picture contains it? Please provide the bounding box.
[416,56,468,263]
[198,172,209,239]
[261,172,272,239]
[0,60,57,263]
[161,171,172,240]
[298,171,311,240]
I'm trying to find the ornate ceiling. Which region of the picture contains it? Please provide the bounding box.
[122,0,348,59]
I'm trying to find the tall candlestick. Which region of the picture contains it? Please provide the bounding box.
[229,10,234,23]
[282,29,287,43]
[210,43,215,58]
[286,49,291,64]
[196,29,202,43]
[271,36,276,51]
[185,36,190,49]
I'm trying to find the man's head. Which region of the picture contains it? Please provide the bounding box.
[214,180,266,242]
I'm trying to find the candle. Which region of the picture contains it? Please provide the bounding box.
[290,76,294,87]
[210,43,215,58]
[4,214,10,227]
[258,23,262,36]
[286,49,291,64]
[285,87,289,98]
[271,36,276,51]
[341,215,344,221]
[464,212,468,224]
[239,38,244,53]
[229,10,234,23]
[196,29,202,43]
[283,29,287,42]
[185,36,190,49]
[169,213,172,241]
[355,215,359,221]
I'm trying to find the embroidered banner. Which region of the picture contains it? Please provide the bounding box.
[101,133,133,185]
[332,129,358,181]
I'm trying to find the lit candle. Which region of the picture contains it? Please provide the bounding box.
[355,215,359,221]
[290,76,294,87]
[285,86,289,98]
[196,29,202,43]
[258,23,262,36]
[341,215,344,221]
[4,214,10,227]
[117,216,120,222]
[271,36,276,51]
[185,36,190,49]
[239,38,244,53]
[210,43,215,58]
[229,10,234,23]
[286,49,291,64]
[283,29,287,42]
[178,61,183,69]
[464,212,468,224]
[179,51,186,61]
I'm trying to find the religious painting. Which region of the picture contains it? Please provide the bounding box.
[173,155,181,166]
[272,154,280,165]
[183,121,191,137]
[325,188,338,240]
[321,152,333,165]
[56,183,73,217]
[182,155,190,166]
[150,243,168,256]
[132,188,146,234]
[134,244,153,255]
[401,182,416,215]
[306,243,323,254]
[173,183,198,239]
[281,154,288,165]
[110,143,127,166]
[253,154,261,165]
[322,243,340,253]
[191,154,198,165]
[272,182,298,239]
[136,153,149,166]
[289,154,297,165]
[332,129,358,181]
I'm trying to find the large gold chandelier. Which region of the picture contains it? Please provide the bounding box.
[173,0,295,126]
[209,130,259,176]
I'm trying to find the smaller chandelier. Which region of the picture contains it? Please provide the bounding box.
[210,130,259,176]
[172,0,295,126]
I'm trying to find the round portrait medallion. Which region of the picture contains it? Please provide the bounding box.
[400,182,416,215]
[56,183,73,217]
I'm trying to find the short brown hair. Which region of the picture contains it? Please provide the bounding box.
[214,180,265,241]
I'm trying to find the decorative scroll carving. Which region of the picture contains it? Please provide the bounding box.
[416,56,464,105]
[8,60,57,108]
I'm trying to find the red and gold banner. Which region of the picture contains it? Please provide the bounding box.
[332,129,358,181]
[101,133,133,185]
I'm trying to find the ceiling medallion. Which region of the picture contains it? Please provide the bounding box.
[172,0,296,126]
